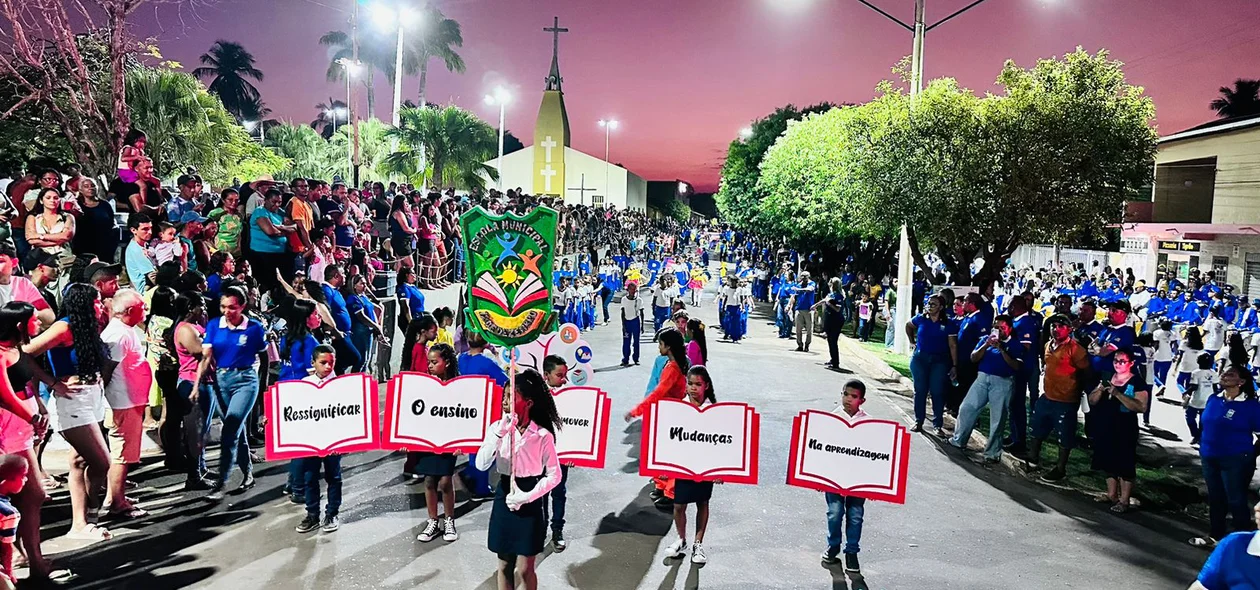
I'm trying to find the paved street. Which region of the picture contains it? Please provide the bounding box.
[34,286,1208,590]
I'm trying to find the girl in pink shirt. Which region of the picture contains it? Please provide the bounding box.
[685,319,708,367]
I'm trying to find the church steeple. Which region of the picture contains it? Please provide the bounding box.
[543,16,568,92]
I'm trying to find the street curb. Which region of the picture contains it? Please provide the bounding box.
[837,335,1024,473]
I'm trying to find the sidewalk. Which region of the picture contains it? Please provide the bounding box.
[837,328,1219,519]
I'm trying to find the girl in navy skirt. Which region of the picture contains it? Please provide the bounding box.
[416,344,462,543]
[665,365,718,565]
[475,369,563,590]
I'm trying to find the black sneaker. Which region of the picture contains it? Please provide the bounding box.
[821,550,841,565]
[296,514,320,534]
[844,553,860,573]
[552,529,567,552]
[649,488,664,502]
[321,515,340,533]
[1040,467,1067,482]
[909,423,923,433]
[289,494,305,505]
[184,476,215,491]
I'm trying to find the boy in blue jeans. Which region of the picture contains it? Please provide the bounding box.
[295,345,343,534]
[822,380,869,574]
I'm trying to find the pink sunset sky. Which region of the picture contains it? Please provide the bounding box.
[132,0,1260,191]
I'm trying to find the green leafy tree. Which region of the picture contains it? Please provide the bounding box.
[381,106,498,189]
[127,67,284,185]
[715,103,837,230]
[193,40,265,121]
[664,198,691,223]
[318,31,388,119]
[329,118,392,182]
[1210,78,1260,118]
[264,123,339,181]
[405,6,466,107]
[311,99,350,139]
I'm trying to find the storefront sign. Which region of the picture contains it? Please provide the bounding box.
[1120,238,1149,254]
[1158,240,1201,252]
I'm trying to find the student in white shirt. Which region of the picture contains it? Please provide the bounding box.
[1202,308,1226,363]
[295,345,344,534]
[821,379,872,574]
[621,282,645,366]
[477,369,563,590]
[1152,319,1176,397]
[1173,327,1207,396]
[1183,352,1218,447]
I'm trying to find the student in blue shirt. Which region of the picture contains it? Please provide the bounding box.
[194,286,268,502]
[457,331,508,499]
[1192,503,1260,589]
[905,295,958,435]
[345,274,386,373]
[321,266,362,375]
[1190,365,1260,548]
[949,315,1023,462]
[951,294,991,415]
[791,272,817,352]
[1005,296,1042,454]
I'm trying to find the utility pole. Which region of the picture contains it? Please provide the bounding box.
[892,0,924,355]
[350,0,362,187]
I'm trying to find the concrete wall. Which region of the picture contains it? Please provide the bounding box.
[1153,125,1260,224]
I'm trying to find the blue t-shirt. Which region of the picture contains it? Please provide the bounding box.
[204,316,267,370]
[1197,532,1260,590]
[957,312,991,363]
[645,354,668,396]
[279,334,319,381]
[975,338,1025,378]
[458,352,509,387]
[793,282,817,310]
[323,284,353,332]
[397,283,426,317]
[248,208,288,253]
[1012,314,1041,370]
[912,315,958,357]
[1199,394,1260,459]
[346,294,376,323]
[1090,324,1136,375]
[206,273,226,301]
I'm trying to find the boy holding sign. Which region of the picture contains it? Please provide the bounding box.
[821,380,869,574]
[295,345,343,534]
[542,355,572,552]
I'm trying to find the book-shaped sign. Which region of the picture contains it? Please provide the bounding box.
[786,410,910,504]
[264,374,380,461]
[639,399,760,485]
[551,386,611,468]
[382,373,503,453]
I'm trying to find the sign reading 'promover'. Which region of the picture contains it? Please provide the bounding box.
[551,386,611,468]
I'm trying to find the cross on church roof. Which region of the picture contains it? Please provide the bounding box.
[544,16,568,92]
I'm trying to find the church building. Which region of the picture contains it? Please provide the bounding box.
[485,17,648,211]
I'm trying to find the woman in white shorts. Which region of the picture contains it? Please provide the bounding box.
[26,283,114,542]
[0,301,70,580]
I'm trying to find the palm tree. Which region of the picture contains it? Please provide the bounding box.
[311,98,350,139]
[381,105,497,189]
[1210,79,1260,119]
[192,40,265,120]
[404,6,466,108]
[319,31,394,118]
[265,123,341,181]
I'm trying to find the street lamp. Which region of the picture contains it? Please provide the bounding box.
[739,127,754,140]
[598,119,619,207]
[243,120,264,143]
[484,87,511,191]
[371,3,419,135]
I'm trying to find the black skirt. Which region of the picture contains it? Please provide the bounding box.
[487,475,546,557]
[412,451,457,477]
[1091,411,1139,480]
[673,479,714,505]
[391,236,414,257]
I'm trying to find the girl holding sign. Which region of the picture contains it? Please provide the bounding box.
[627,328,690,507]
[665,366,717,565]
[415,343,462,544]
[475,369,563,590]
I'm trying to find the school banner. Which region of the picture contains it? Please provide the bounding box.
[786,410,911,504]
[382,373,504,453]
[551,386,611,468]
[264,374,380,461]
[460,206,559,347]
[639,399,760,485]
[502,323,596,386]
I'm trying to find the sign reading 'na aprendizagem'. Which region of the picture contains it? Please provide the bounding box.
[786,410,910,504]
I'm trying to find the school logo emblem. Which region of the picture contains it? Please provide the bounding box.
[460,206,559,347]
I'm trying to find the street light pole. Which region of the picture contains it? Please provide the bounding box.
[484,88,510,192]
[599,119,617,208]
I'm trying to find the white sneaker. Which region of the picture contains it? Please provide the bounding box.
[442,517,459,542]
[691,542,707,565]
[417,519,440,542]
[665,537,687,558]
